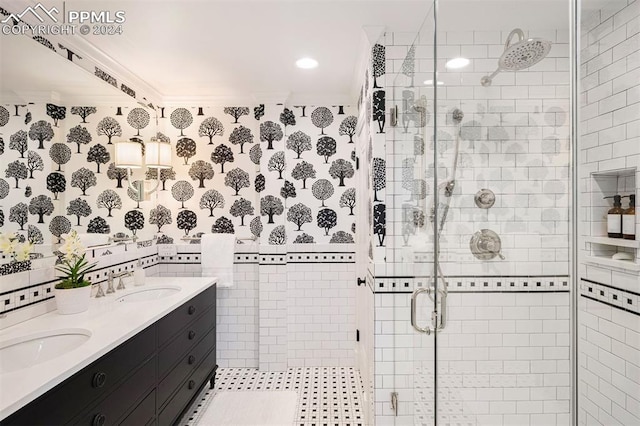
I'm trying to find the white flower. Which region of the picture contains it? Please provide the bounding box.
[0,232,17,254]
[0,232,32,262]
[14,243,33,262]
[60,230,86,261]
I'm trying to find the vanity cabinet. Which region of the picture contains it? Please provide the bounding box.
[3,284,217,426]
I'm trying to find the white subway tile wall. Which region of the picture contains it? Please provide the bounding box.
[214,262,259,368]
[287,261,355,367]
[366,21,574,424]
[372,285,571,425]
[579,0,640,424]
[384,29,571,277]
[2,242,357,375]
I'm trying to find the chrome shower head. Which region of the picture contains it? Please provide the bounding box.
[481,28,552,87]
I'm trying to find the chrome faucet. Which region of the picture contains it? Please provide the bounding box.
[106,271,134,293]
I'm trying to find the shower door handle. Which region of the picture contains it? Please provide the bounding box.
[436,288,447,331]
[411,286,448,333]
[411,287,433,334]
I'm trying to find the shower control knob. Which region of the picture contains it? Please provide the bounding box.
[470,229,505,261]
[474,189,495,209]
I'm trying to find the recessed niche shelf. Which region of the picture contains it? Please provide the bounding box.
[585,236,640,249]
[587,167,637,273]
[591,167,636,178]
[585,255,640,272]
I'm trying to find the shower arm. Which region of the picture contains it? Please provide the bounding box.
[481,28,527,87]
[504,28,525,50]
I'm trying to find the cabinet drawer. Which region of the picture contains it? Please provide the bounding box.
[158,306,215,378]
[3,325,156,426]
[120,389,155,426]
[71,355,156,426]
[157,285,216,347]
[158,347,216,426]
[158,326,215,407]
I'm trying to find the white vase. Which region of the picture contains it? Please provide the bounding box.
[54,285,92,315]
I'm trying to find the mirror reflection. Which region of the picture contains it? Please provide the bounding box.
[0,33,156,265]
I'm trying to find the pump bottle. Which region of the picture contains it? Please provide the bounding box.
[604,195,624,238]
[622,194,636,240]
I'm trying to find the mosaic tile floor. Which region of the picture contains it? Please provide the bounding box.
[181,367,365,426]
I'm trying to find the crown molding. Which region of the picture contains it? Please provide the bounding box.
[162,91,292,107]
[286,92,355,107]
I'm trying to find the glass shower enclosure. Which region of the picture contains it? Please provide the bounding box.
[373,0,575,424]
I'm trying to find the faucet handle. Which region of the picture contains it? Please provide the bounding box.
[106,273,116,294]
[116,277,126,291]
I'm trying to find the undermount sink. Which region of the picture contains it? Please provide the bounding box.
[0,329,91,374]
[115,286,181,303]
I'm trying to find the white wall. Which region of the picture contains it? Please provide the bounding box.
[579,0,640,424]
[385,29,571,276]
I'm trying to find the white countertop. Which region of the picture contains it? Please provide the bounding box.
[0,277,217,420]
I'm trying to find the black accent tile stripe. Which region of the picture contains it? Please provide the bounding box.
[581,294,640,317]
[581,278,640,297]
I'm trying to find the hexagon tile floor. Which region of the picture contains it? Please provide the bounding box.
[181,367,366,426]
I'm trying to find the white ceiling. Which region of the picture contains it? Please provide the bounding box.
[80,0,430,104]
[81,0,568,103]
[1,0,570,105]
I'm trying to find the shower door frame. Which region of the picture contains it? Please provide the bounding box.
[389,0,580,423]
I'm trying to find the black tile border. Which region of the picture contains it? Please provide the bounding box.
[581,294,640,317]
[579,278,639,315]
[0,295,55,315]
[0,254,160,315]
[1,250,356,316]
[378,290,572,295]
[581,278,640,297]
[372,275,570,294]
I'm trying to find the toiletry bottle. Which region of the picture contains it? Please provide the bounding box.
[604,195,624,238]
[134,260,146,286]
[622,194,636,240]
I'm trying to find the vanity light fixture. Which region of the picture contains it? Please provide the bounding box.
[296,57,318,69]
[114,138,143,169]
[114,137,171,198]
[445,57,470,69]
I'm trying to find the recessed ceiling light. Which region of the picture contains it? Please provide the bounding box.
[445,57,470,69]
[424,80,444,86]
[296,57,318,69]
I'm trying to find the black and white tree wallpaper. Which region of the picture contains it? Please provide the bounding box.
[0,102,357,245]
[359,42,387,261]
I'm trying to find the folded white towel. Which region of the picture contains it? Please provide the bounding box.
[201,234,235,288]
